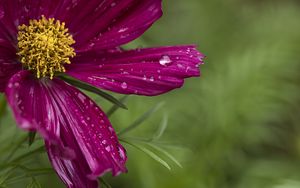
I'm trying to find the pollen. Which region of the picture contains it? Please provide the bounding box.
[17,15,76,79]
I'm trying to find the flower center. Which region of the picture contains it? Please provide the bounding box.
[17,16,76,79]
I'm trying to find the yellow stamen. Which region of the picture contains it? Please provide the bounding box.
[17,15,76,79]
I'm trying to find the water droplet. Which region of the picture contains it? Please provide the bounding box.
[89,43,95,47]
[111,2,116,7]
[198,55,204,61]
[186,66,191,72]
[118,27,128,33]
[177,64,184,69]
[108,127,114,133]
[121,82,127,89]
[159,55,172,66]
[118,146,126,160]
[77,93,86,103]
[105,146,111,152]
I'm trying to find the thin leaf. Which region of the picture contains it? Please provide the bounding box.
[60,76,127,110]
[147,143,183,168]
[4,136,28,161]
[121,139,171,170]
[11,146,45,163]
[151,114,168,141]
[99,178,112,188]
[28,132,36,146]
[106,95,129,117]
[6,169,54,184]
[0,166,19,186]
[26,178,41,188]
[119,136,189,150]
[118,102,165,136]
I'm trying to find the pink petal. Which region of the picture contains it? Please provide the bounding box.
[70,0,162,51]
[5,70,127,187]
[0,0,162,50]
[46,142,98,188]
[0,0,61,40]
[0,38,20,92]
[5,71,64,144]
[67,45,204,96]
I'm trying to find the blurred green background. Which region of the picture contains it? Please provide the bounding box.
[1,0,300,187]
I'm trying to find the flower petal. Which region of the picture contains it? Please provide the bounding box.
[67,0,162,51]
[5,71,63,142]
[0,0,61,40]
[0,38,20,92]
[46,142,98,188]
[6,70,127,186]
[67,45,204,96]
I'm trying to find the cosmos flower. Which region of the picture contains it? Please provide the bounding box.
[0,0,205,187]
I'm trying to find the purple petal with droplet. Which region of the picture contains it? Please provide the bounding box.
[5,70,127,187]
[67,45,204,96]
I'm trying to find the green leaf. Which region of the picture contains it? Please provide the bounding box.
[118,102,165,136]
[99,178,112,188]
[4,136,28,162]
[119,136,188,151]
[11,146,45,163]
[147,143,183,168]
[151,114,168,141]
[106,96,129,117]
[5,168,54,184]
[121,139,171,170]
[28,132,37,146]
[26,178,41,188]
[0,172,10,187]
[60,76,128,110]
[0,167,19,186]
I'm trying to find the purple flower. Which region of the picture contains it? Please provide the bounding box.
[0,0,204,187]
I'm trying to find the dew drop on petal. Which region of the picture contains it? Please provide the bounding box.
[111,2,116,7]
[177,64,184,69]
[77,93,86,103]
[108,127,114,133]
[105,146,111,152]
[118,146,126,160]
[121,82,127,89]
[159,55,172,66]
[14,82,20,87]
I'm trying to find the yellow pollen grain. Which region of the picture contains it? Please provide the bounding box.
[17,15,76,79]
